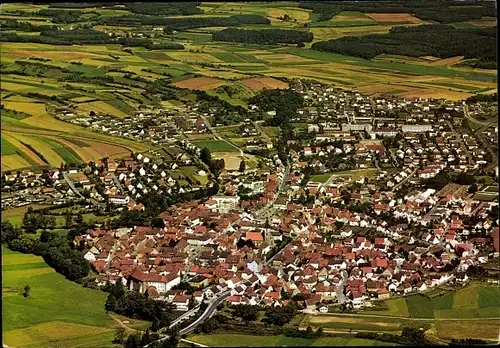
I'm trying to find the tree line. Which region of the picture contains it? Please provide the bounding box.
[0,29,184,51]
[103,280,174,332]
[312,24,496,65]
[100,14,270,30]
[1,221,90,282]
[126,2,203,16]
[212,28,314,45]
[0,19,57,32]
[298,1,496,24]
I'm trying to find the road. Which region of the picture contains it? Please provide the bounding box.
[445,120,473,166]
[314,311,500,321]
[179,290,231,335]
[63,172,106,209]
[464,105,498,172]
[111,173,125,194]
[255,162,290,218]
[62,172,86,199]
[253,120,271,142]
[146,290,231,347]
[200,115,244,157]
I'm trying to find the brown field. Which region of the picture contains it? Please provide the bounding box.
[8,50,102,60]
[435,320,500,340]
[212,152,243,171]
[428,56,464,66]
[366,13,423,24]
[421,56,441,62]
[173,77,225,90]
[241,77,288,91]
[309,315,398,329]
[82,139,130,158]
[399,88,471,101]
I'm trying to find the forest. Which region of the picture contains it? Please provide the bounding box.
[299,1,496,23]
[212,28,314,44]
[101,14,270,29]
[312,24,497,65]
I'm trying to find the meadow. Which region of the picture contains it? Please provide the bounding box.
[187,334,396,346]
[309,283,500,341]
[2,246,149,348]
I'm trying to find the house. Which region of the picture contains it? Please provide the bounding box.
[188,275,210,288]
[109,195,130,205]
[172,294,190,311]
[81,249,96,262]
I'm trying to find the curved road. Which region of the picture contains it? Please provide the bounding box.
[145,289,231,347]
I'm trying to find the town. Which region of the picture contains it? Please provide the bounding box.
[3,80,498,318]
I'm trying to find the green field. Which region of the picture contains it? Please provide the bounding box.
[365,284,500,319]
[2,246,150,348]
[188,334,397,346]
[1,136,18,156]
[192,139,240,152]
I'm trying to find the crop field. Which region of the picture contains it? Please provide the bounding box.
[2,246,149,348]
[365,13,424,24]
[242,77,289,90]
[362,283,500,323]
[173,77,226,90]
[188,334,394,346]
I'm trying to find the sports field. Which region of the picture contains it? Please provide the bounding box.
[2,246,150,348]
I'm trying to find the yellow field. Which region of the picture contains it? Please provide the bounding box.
[2,101,47,116]
[1,132,46,166]
[7,133,64,167]
[266,7,310,22]
[75,101,128,118]
[1,155,31,171]
[452,284,480,309]
[70,96,97,103]
[3,322,113,348]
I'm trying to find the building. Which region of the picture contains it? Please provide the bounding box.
[212,196,240,213]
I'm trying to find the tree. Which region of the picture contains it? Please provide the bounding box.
[112,327,126,344]
[140,328,152,346]
[74,212,84,225]
[23,285,30,298]
[200,147,211,165]
[239,160,246,172]
[105,294,117,312]
[165,329,180,347]
[468,183,478,194]
[64,210,74,228]
[401,327,427,345]
[316,326,324,337]
[124,332,142,348]
[1,221,22,245]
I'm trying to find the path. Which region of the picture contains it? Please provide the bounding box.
[200,115,244,157]
[180,338,209,347]
[253,120,271,142]
[314,312,500,321]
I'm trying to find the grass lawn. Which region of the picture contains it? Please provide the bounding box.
[311,173,334,183]
[2,246,148,348]
[192,139,240,152]
[188,334,397,346]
